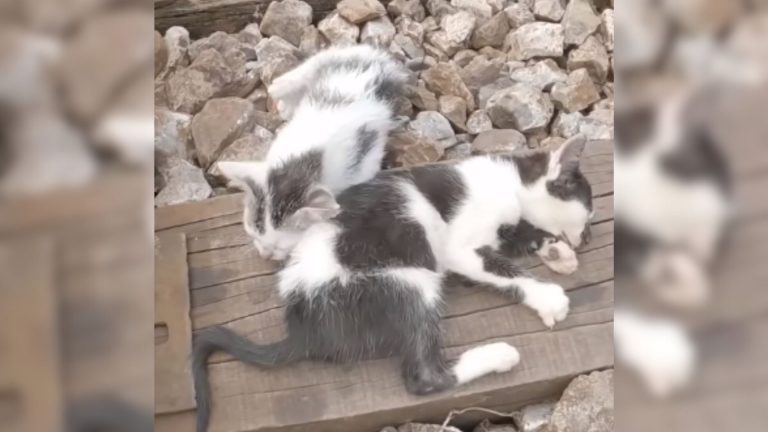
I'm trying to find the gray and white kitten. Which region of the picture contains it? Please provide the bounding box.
[193,135,593,432]
[217,45,408,260]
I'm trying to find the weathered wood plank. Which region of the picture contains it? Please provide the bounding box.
[156,321,613,432]
[155,232,197,414]
[155,0,368,39]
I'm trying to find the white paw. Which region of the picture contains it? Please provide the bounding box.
[486,342,521,373]
[538,240,579,275]
[522,281,570,328]
[615,311,696,397]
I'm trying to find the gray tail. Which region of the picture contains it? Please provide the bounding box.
[192,326,301,432]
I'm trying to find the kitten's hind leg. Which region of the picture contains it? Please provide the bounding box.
[446,246,570,328]
[400,313,519,394]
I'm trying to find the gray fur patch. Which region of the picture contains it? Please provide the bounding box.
[267,150,323,228]
[349,126,378,173]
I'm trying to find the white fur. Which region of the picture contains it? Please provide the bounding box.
[398,181,449,271]
[518,176,592,249]
[279,223,347,298]
[518,280,570,328]
[452,342,521,384]
[615,310,696,397]
[383,267,443,308]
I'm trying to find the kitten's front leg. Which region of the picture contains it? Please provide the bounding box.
[446,246,570,328]
[536,238,579,275]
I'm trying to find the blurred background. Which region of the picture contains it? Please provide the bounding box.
[614,0,768,431]
[0,1,153,432]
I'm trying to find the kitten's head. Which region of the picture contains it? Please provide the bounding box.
[216,161,340,261]
[514,134,593,249]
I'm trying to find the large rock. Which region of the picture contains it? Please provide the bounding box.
[253,110,284,132]
[188,31,255,64]
[387,0,426,21]
[155,110,192,162]
[504,4,535,28]
[407,111,457,150]
[453,49,478,67]
[567,35,610,83]
[408,81,439,111]
[255,36,301,85]
[466,109,493,134]
[472,129,526,154]
[318,12,360,45]
[159,26,190,79]
[260,0,313,46]
[299,26,329,55]
[486,83,553,133]
[513,402,555,432]
[191,97,256,168]
[155,158,212,206]
[478,76,514,109]
[155,31,168,76]
[422,62,476,111]
[550,68,601,113]
[509,59,567,91]
[533,0,565,22]
[439,95,468,130]
[208,126,274,181]
[450,0,492,22]
[396,17,426,44]
[390,33,425,60]
[428,11,476,56]
[562,0,601,46]
[471,11,510,48]
[552,109,612,140]
[388,131,444,167]
[545,370,614,432]
[337,0,387,24]
[166,49,235,114]
[361,16,396,47]
[426,0,458,20]
[601,9,614,52]
[442,142,471,160]
[237,23,263,46]
[506,22,564,60]
[460,55,503,92]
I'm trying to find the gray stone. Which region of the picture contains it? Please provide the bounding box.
[422,62,476,111]
[431,11,477,56]
[191,97,256,168]
[255,36,301,84]
[337,0,386,24]
[388,0,427,21]
[208,126,274,180]
[562,0,601,46]
[546,370,614,432]
[450,0,492,22]
[421,16,439,33]
[552,111,583,138]
[397,423,462,432]
[550,68,601,112]
[504,4,535,28]
[299,26,329,56]
[361,16,396,47]
[318,12,360,45]
[442,142,471,160]
[466,109,493,134]
[408,81,439,111]
[601,9,614,52]
[508,59,566,91]
[253,111,284,132]
[155,158,212,206]
[478,76,514,109]
[567,35,610,83]
[471,11,510,49]
[237,23,263,46]
[439,95,468,130]
[426,0,457,20]
[533,0,565,22]
[260,0,313,46]
[155,110,192,162]
[486,83,553,132]
[246,87,269,111]
[396,17,425,44]
[460,55,503,92]
[453,49,479,67]
[513,401,555,432]
[581,108,613,139]
[388,131,444,167]
[159,26,190,79]
[472,129,526,154]
[505,22,564,60]
[165,49,235,114]
[189,31,254,64]
[389,34,425,60]
[407,111,457,150]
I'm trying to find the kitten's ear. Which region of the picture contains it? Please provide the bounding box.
[216,161,268,190]
[287,184,340,230]
[550,134,587,173]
